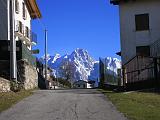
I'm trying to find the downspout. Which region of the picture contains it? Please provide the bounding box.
[10,0,17,82]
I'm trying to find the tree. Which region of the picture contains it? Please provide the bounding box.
[59,60,75,88]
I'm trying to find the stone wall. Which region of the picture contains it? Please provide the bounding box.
[18,60,38,90]
[0,77,10,92]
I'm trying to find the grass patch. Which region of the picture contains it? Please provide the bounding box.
[99,89,160,120]
[0,90,33,112]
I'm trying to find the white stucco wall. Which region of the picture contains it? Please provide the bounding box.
[14,0,31,50]
[14,0,31,30]
[0,0,31,45]
[119,0,160,64]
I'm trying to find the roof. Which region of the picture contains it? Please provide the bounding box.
[74,80,87,84]
[116,51,121,56]
[110,0,120,5]
[26,0,42,19]
[110,0,137,5]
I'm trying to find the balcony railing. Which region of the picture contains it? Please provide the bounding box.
[31,32,37,44]
[15,20,37,45]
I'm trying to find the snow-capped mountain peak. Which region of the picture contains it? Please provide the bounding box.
[40,49,121,85]
[51,54,61,63]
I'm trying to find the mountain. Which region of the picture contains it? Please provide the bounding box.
[40,48,121,85]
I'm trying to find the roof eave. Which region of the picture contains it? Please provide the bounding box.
[110,0,120,5]
[26,0,42,19]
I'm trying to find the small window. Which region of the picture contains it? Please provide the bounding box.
[136,46,150,56]
[22,2,26,19]
[135,14,149,31]
[25,27,29,38]
[19,21,23,33]
[15,0,19,13]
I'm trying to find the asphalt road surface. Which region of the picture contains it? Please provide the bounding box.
[0,89,127,120]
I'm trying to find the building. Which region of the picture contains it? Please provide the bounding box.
[0,0,41,62]
[0,0,41,91]
[110,0,160,89]
[73,80,93,89]
[0,0,41,49]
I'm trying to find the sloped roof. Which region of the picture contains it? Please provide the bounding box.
[26,0,42,19]
[110,0,138,5]
[110,0,120,5]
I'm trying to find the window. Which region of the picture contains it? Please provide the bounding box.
[25,27,29,38]
[15,0,19,13]
[135,14,149,31]
[22,2,27,19]
[136,46,150,56]
[19,21,23,33]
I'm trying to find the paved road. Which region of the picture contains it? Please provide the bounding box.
[0,89,127,120]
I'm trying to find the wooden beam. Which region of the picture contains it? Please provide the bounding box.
[26,0,42,19]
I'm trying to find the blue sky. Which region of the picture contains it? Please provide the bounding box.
[32,0,120,60]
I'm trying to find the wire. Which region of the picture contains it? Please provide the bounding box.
[35,14,46,30]
[33,1,46,30]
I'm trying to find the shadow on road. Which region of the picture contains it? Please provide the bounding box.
[39,89,102,95]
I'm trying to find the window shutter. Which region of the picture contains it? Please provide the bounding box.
[15,0,19,13]
[135,14,149,31]
[22,24,25,35]
[15,20,19,32]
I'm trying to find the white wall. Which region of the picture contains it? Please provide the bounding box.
[14,0,31,34]
[0,0,31,40]
[119,0,160,64]
[15,0,31,49]
[87,83,92,88]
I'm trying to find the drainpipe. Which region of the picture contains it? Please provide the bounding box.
[10,0,17,82]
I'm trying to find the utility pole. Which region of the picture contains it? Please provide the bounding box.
[10,0,17,82]
[45,29,48,89]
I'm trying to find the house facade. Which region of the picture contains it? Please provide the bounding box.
[0,0,41,50]
[0,0,41,62]
[73,80,94,89]
[0,0,42,91]
[111,0,160,89]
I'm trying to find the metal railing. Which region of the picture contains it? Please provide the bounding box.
[31,32,37,44]
[124,55,154,84]
[150,38,160,57]
[21,43,37,67]
[15,20,37,44]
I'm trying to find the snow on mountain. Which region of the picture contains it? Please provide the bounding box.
[40,48,121,84]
